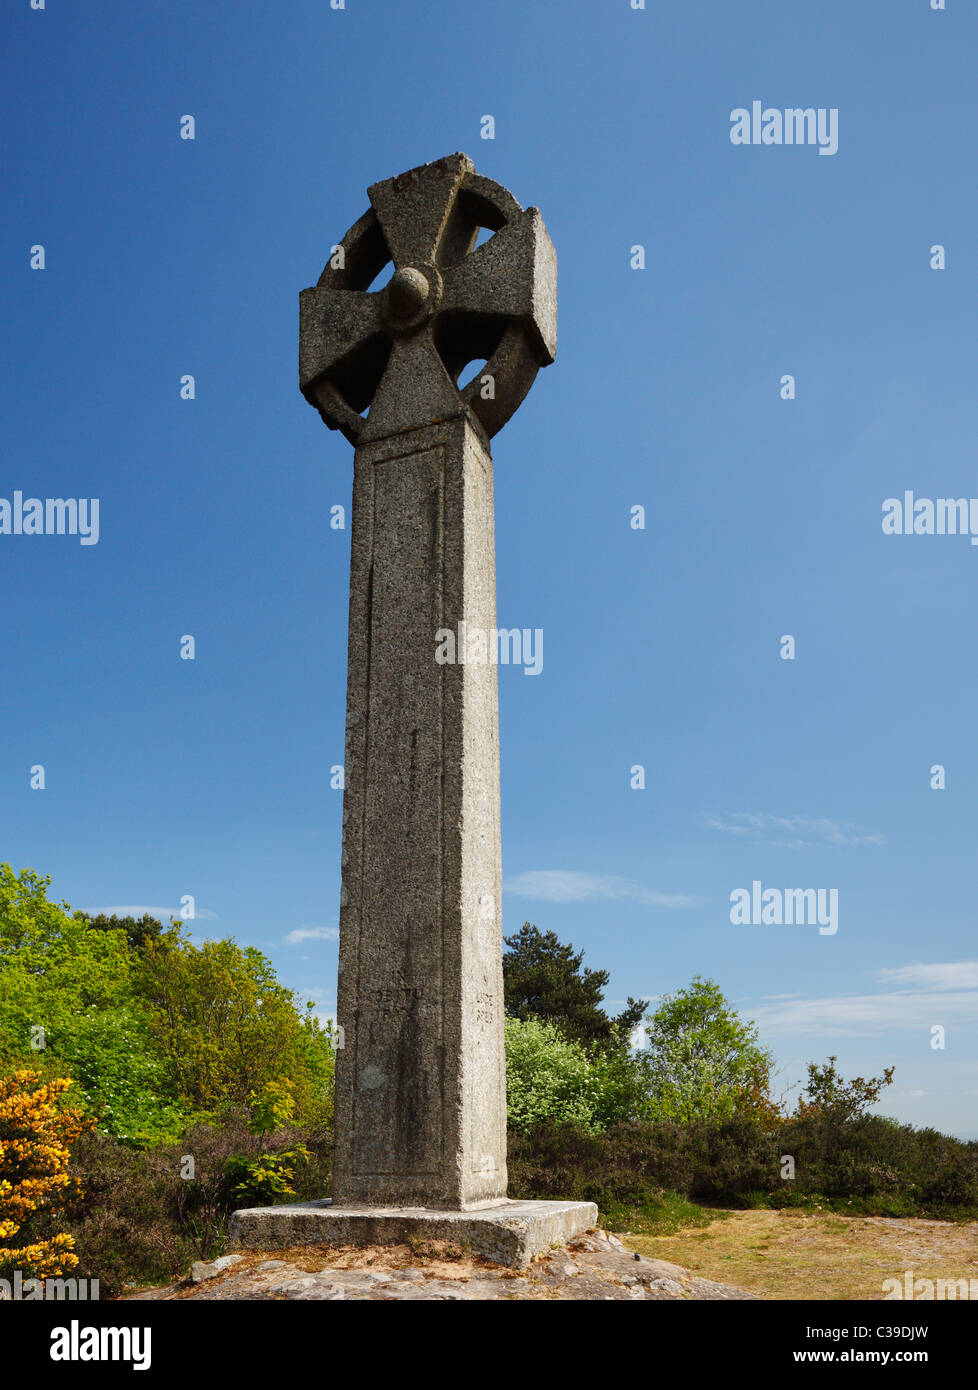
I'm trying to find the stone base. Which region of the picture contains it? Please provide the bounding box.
[229,1198,598,1270]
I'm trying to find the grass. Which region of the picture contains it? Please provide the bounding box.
[600,1190,732,1238]
[620,1204,978,1300]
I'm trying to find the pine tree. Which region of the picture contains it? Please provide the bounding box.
[502,922,646,1052]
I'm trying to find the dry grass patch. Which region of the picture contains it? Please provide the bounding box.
[624,1209,978,1301]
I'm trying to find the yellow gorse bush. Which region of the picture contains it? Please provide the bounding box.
[0,1069,92,1277]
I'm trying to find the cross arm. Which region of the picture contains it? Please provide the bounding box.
[440,208,557,366]
[299,288,384,402]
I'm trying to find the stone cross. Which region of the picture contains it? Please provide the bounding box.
[299,153,556,1209]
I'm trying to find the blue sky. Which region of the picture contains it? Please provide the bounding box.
[3,0,977,1137]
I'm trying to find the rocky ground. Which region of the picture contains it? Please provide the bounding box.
[124,1229,759,1301]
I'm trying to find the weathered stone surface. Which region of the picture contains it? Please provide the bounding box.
[127,1229,761,1301]
[299,152,557,445]
[328,413,507,1207]
[189,1253,243,1284]
[229,1198,597,1270]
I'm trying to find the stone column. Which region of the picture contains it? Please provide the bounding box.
[334,413,507,1208]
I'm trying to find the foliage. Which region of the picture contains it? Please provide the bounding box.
[638,976,777,1124]
[61,1130,201,1292]
[503,922,646,1052]
[0,865,339,1291]
[0,865,187,1144]
[509,1112,978,1225]
[136,926,335,1127]
[249,1077,298,1138]
[7,860,973,1293]
[223,1079,310,1207]
[0,1070,93,1278]
[504,1015,646,1135]
[795,1055,895,1123]
[0,865,335,1142]
[63,1118,334,1296]
[223,1149,309,1207]
[75,911,168,953]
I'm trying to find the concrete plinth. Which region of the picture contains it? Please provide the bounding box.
[229,1198,597,1270]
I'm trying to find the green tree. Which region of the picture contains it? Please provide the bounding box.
[76,912,167,952]
[503,922,646,1052]
[638,975,776,1124]
[796,1055,895,1123]
[0,865,187,1143]
[0,865,335,1142]
[136,926,334,1127]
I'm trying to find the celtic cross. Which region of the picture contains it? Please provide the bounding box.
[300,153,556,1210]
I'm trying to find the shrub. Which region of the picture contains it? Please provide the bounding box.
[223,1079,310,1207]
[62,1130,200,1294]
[504,1016,642,1134]
[0,1070,93,1278]
[223,1149,309,1207]
[63,1113,334,1296]
[508,1113,978,1225]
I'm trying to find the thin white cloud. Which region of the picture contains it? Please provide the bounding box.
[875,961,978,992]
[751,989,978,1037]
[706,812,885,849]
[89,904,218,921]
[503,870,693,909]
[286,926,339,945]
[748,961,978,1037]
